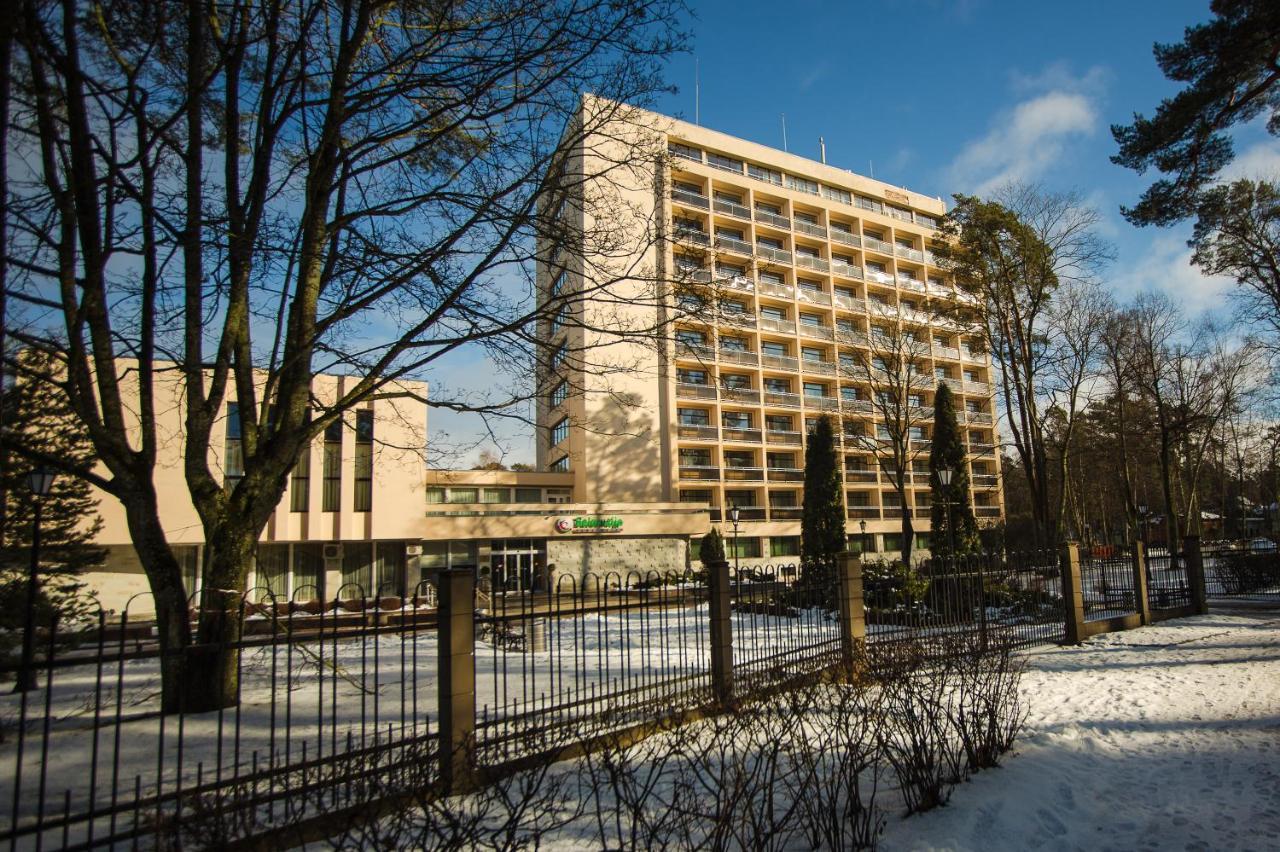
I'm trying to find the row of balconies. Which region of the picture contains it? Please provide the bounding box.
[695,504,1002,523]
[687,228,936,287]
[676,339,988,376]
[675,378,994,405]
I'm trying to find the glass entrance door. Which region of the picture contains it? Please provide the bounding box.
[490,540,546,593]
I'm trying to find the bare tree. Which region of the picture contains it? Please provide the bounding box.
[848,303,935,565]
[5,0,688,711]
[1098,305,1143,540]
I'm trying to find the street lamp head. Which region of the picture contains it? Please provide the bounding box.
[938,467,953,487]
[1138,504,1147,516]
[26,467,56,498]
[729,504,740,525]
[860,519,867,534]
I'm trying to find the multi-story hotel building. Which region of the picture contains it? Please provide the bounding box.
[537,101,1004,561]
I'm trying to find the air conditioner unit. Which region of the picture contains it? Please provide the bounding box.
[405,544,422,556]
[323,543,343,560]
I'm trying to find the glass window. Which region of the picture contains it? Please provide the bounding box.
[799,312,823,326]
[714,190,742,203]
[551,417,570,446]
[785,175,819,195]
[770,536,801,557]
[322,418,342,512]
[447,488,479,503]
[341,542,374,598]
[546,488,572,504]
[766,415,792,431]
[756,236,783,250]
[726,537,763,558]
[724,489,756,507]
[723,451,754,468]
[720,374,750,389]
[255,544,290,603]
[678,368,708,385]
[803,382,827,397]
[514,487,542,503]
[679,408,711,425]
[720,336,748,351]
[549,455,570,472]
[748,163,782,185]
[764,377,791,393]
[290,443,311,512]
[550,343,567,371]
[760,306,786,321]
[821,185,852,205]
[551,380,568,408]
[759,271,785,286]
[762,341,788,356]
[722,411,751,428]
[224,402,244,488]
[768,491,797,507]
[669,141,701,162]
[679,448,712,466]
[482,488,511,504]
[681,489,713,503]
[707,152,743,172]
[426,487,445,504]
[801,346,824,361]
[292,543,324,602]
[354,410,373,512]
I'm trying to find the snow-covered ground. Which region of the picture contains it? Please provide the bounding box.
[881,610,1280,851]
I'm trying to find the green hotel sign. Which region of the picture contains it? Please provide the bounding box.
[555,516,624,534]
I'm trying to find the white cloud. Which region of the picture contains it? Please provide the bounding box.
[948,65,1106,196]
[1219,140,1280,183]
[1110,230,1235,320]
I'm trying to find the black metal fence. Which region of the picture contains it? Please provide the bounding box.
[1077,549,1139,622]
[1146,546,1191,612]
[1202,544,1280,600]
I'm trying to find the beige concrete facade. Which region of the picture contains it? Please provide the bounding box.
[536,101,1005,561]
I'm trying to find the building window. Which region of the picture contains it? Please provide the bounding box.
[354,410,373,512]
[803,382,827,398]
[724,489,756,507]
[550,343,568,371]
[677,368,709,385]
[679,408,710,426]
[551,417,570,447]
[255,544,289,602]
[720,373,750,390]
[821,185,852,205]
[770,536,801,557]
[322,418,342,512]
[726,537,763,559]
[448,487,479,503]
[677,328,707,345]
[785,175,819,195]
[292,543,324,602]
[549,454,570,472]
[515,487,542,503]
[551,380,568,409]
[426,487,445,504]
[720,335,748,351]
[722,411,752,429]
[679,448,712,467]
[681,489,713,503]
[546,488,572,504]
[290,443,311,512]
[764,377,791,393]
[482,487,511,503]
[762,341,789,357]
[224,402,244,488]
[748,163,782,185]
[550,303,570,334]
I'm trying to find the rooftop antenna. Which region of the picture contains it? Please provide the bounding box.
[869,159,875,179]
[781,114,789,152]
[694,58,700,125]
[819,137,827,165]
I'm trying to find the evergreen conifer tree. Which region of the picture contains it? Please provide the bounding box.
[0,362,106,640]
[698,527,727,567]
[929,383,979,561]
[802,415,844,603]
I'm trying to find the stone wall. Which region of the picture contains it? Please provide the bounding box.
[546,535,688,584]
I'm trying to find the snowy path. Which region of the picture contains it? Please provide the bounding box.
[881,613,1280,852]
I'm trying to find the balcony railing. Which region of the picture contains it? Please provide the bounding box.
[795,253,830,273]
[715,235,753,255]
[834,293,866,312]
[806,395,839,412]
[765,429,802,445]
[721,311,757,329]
[714,198,751,220]
[722,427,762,443]
[794,220,827,238]
[766,467,805,482]
[722,386,761,404]
[802,358,836,376]
[758,280,794,299]
[866,270,895,286]
[831,260,863,280]
[843,469,878,483]
[898,276,926,293]
[756,244,793,264]
[924,250,941,266]
[723,466,765,481]
[966,411,993,425]
[677,424,719,440]
[847,506,881,519]
[761,353,799,372]
[675,341,714,360]
[932,345,960,360]
[830,229,861,248]
[719,348,759,366]
[718,273,756,293]
[764,390,802,408]
[842,399,873,414]
[672,188,710,209]
[882,506,913,519]
[867,300,896,316]
[972,474,999,487]
[754,209,791,229]
[734,507,768,521]
[706,156,744,175]
[798,288,832,307]
[895,245,925,263]
[679,465,720,480]
[769,507,804,520]
[676,382,716,400]
[863,236,893,255]
[964,381,991,395]
[798,322,834,341]
[758,316,796,335]
[674,228,709,246]
[939,377,963,393]
[975,506,1001,518]
[837,329,869,347]
[927,282,952,298]
[968,442,996,455]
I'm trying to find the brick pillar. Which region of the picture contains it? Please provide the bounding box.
[1060,542,1086,645]
[707,558,734,708]
[1132,541,1151,625]
[437,567,476,793]
[837,551,866,678]
[1184,535,1208,615]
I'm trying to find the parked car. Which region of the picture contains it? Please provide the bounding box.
[1247,537,1276,552]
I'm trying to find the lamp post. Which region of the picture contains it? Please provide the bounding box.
[729,504,741,575]
[1138,504,1149,548]
[859,518,867,555]
[937,467,956,567]
[15,467,57,693]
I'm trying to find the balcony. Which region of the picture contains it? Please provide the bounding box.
[715,235,753,256]
[761,353,799,372]
[831,260,863,280]
[848,506,881,519]
[966,411,993,425]
[794,220,827,239]
[677,424,719,440]
[767,467,805,482]
[798,322,834,341]
[798,288,833,307]
[863,236,894,256]
[769,507,804,520]
[938,376,963,393]
[969,442,996,455]
[677,267,713,284]
[719,347,759,366]
[732,507,768,521]
[758,316,797,335]
[932,345,960,361]
[754,209,791,229]
[758,280,794,300]
[895,245,925,263]
[898,276,926,293]
[801,358,836,376]
[795,253,830,273]
[721,311,758,329]
[867,300,896,317]
[674,227,709,247]
[964,380,991,395]
[765,429,802,445]
[723,466,765,481]
[717,273,756,294]
[806,395,839,412]
[764,390,802,408]
[837,329,869,347]
[679,465,720,480]
[713,198,751,220]
[866,269,895,286]
[926,282,952,299]
[924,249,941,265]
[834,293,866,312]
[883,506,914,519]
[972,474,999,487]
[756,244,793,264]
[672,188,709,209]
[962,348,985,363]
[975,506,1002,518]
[842,399,873,415]
[910,405,934,420]
[676,382,717,400]
[830,229,861,248]
[844,468,878,483]
[722,427,762,443]
[721,386,761,404]
[675,341,714,360]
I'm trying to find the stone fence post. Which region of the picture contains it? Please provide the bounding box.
[437,567,476,794]
[707,558,734,708]
[1060,542,1086,645]
[836,551,866,678]
[1132,541,1151,625]
[1184,535,1208,615]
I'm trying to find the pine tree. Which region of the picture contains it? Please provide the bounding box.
[0,364,106,641]
[802,415,845,603]
[698,527,727,566]
[929,383,979,561]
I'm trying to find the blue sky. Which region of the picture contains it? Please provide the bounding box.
[436,0,1280,466]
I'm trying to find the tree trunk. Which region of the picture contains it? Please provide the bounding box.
[183,522,258,712]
